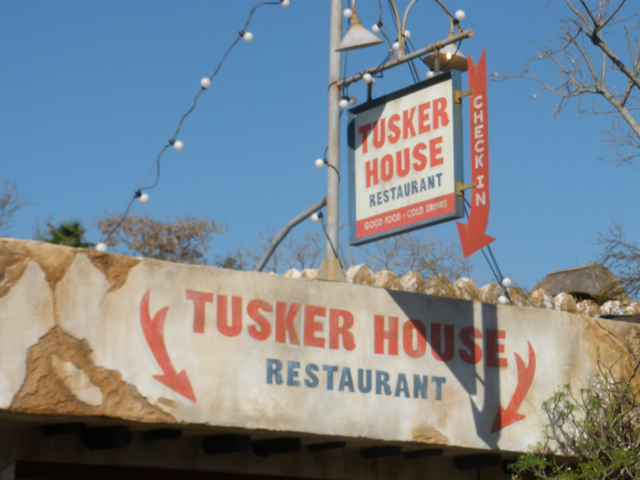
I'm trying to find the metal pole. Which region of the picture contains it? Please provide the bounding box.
[254,197,327,272]
[337,29,473,89]
[317,0,345,281]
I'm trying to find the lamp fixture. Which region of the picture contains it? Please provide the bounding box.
[422,43,468,72]
[336,1,383,52]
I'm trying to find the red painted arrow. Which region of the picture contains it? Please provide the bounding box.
[457,50,496,257]
[491,342,536,433]
[140,289,196,402]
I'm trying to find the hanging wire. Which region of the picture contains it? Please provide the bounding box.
[463,196,512,305]
[99,0,281,247]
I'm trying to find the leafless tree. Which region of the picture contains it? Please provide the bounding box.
[0,178,30,236]
[358,233,473,282]
[234,226,472,283]
[497,0,640,166]
[596,219,640,299]
[96,213,226,265]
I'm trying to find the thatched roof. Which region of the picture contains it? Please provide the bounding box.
[533,262,627,301]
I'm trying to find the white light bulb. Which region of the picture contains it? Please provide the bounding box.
[339,98,349,109]
[501,277,512,288]
[343,8,352,19]
[315,158,325,169]
[363,72,373,84]
[404,30,411,39]
[498,295,508,305]
[243,31,253,43]
[280,0,290,8]
[372,23,381,34]
[349,96,357,105]
[455,9,465,21]
[426,70,435,79]
[310,213,320,223]
[173,140,184,151]
[392,41,400,51]
[95,242,107,252]
[200,77,211,89]
[139,193,149,204]
[446,51,452,60]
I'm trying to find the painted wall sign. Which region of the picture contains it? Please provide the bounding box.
[348,72,465,246]
[2,240,636,455]
[457,51,496,257]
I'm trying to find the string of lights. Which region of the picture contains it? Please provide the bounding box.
[95,0,290,252]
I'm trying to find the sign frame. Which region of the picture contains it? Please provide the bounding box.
[347,71,465,246]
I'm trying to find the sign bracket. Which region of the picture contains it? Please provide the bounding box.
[454,89,474,103]
[456,181,476,197]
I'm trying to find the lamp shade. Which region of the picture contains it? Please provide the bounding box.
[422,43,468,72]
[336,12,384,52]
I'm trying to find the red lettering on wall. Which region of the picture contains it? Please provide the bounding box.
[430,322,454,362]
[247,299,272,341]
[329,309,356,351]
[304,305,326,348]
[275,302,300,345]
[185,290,213,334]
[374,315,398,355]
[217,295,243,337]
[458,326,483,364]
[486,329,507,367]
[402,319,426,358]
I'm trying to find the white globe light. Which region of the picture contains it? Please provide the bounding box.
[404,30,411,39]
[173,140,184,151]
[455,9,466,21]
[139,193,149,204]
[310,213,320,223]
[339,98,349,109]
[392,41,400,51]
[315,158,325,169]
[280,0,290,8]
[343,8,352,19]
[498,295,508,305]
[243,31,253,43]
[95,242,107,252]
[426,70,435,79]
[363,72,373,84]
[349,96,357,105]
[501,277,512,288]
[200,77,211,89]
[371,78,376,86]
[372,23,381,34]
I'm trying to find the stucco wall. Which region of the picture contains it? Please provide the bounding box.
[1,238,639,478]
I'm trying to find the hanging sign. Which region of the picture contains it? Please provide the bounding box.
[347,72,465,246]
[457,51,496,257]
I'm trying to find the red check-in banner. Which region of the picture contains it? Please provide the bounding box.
[457,51,496,257]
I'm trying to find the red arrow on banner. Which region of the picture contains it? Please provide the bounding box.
[140,289,196,402]
[491,342,536,433]
[457,50,496,257]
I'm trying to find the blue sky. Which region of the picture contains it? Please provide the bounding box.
[1,0,638,290]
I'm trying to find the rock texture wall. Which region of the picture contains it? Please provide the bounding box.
[1,238,639,458]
